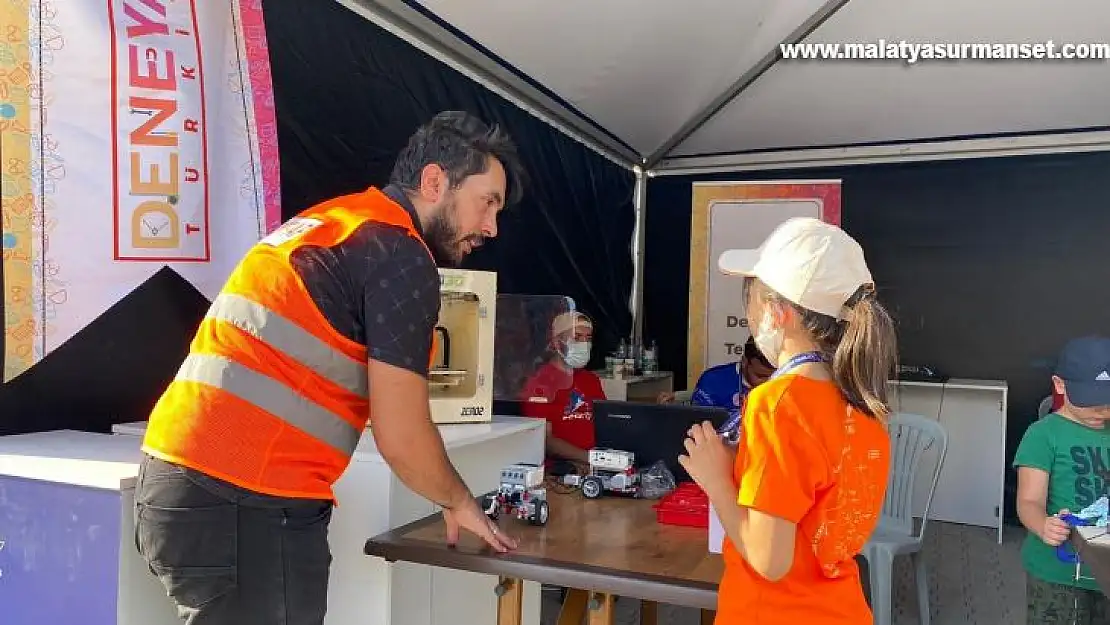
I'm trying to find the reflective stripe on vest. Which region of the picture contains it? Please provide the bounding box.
[205,292,368,398]
[175,353,362,455]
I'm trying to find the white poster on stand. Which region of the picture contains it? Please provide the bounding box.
[1,0,282,381]
[687,181,842,387]
[705,198,823,370]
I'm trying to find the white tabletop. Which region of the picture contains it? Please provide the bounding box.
[1078,525,1110,542]
[0,429,142,491]
[890,377,1008,392]
[114,415,545,461]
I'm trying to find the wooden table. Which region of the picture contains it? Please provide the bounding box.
[364,489,724,625]
[1071,526,1110,596]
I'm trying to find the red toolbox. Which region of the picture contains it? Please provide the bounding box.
[653,483,710,528]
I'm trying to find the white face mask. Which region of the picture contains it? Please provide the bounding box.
[752,309,784,367]
[563,340,592,369]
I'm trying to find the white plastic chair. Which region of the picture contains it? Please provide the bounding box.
[1038,395,1054,419]
[862,412,948,625]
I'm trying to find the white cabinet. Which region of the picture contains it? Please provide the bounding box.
[0,430,181,625]
[889,379,1008,544]
[112,415,546,625]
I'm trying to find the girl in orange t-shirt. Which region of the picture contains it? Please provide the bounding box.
[679,217,897,625]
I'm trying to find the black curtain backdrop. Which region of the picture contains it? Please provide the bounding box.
[262,0,636,365]
[0,268,211,435]
[0,0,634,435]
[643,150,1110,521]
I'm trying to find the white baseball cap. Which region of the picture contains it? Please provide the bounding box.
[717,217,873,320]
[550,310,592,338]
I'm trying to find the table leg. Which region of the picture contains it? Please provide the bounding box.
[557,589,589,625]
[495,577,524,625]
[640,600,658,625]
[700,609,716,625]
[587,593,616,625]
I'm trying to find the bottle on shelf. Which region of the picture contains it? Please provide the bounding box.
[643,340,658,374]
[612,338,629,379]
[624,336,637,378]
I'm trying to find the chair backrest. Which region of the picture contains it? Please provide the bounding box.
[1038,395,1054,419]
[880,412,948,540]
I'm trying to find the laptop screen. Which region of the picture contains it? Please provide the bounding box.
[592,400,729,483]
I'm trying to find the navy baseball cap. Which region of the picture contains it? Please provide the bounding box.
[1055,336,1110,408]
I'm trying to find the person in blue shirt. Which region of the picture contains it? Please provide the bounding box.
[660,336,776,436]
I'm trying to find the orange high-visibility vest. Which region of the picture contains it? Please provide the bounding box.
[141,187,433,501]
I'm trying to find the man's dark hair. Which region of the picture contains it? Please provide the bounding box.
[744,335,774,368]
[389,111,526,206]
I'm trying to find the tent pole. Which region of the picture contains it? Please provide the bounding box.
[628,165,648,345]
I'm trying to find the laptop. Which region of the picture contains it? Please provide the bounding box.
[592,400,729,483]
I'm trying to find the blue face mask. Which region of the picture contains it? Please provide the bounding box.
[563,340,592,369]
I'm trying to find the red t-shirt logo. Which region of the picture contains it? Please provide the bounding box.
[564,389,592,421]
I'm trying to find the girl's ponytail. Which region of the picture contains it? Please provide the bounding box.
[830,287,899,420]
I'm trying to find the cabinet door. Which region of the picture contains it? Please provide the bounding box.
[891,385,1003,529]
[381,425,545,625]
[430,427,544,625]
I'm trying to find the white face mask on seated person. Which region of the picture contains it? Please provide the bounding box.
[562,340,592,369]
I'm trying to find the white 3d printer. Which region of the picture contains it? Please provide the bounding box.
[428,268,497,424]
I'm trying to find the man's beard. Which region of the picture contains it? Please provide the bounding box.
[424,197,482,267]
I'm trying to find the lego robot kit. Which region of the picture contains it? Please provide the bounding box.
[484,448,683,529]
[560,448,641,499]
[483,463,551,525]
[482,451,641,529]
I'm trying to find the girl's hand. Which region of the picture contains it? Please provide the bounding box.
[678,420,736,500]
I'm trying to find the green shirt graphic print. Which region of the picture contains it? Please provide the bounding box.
[1013,413,1110,590]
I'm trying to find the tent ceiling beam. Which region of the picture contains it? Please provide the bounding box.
[650,130,1110,176]
[339,0,643,169]
[644,0,853,169]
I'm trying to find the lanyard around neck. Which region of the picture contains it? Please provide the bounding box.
[769,350,826,380]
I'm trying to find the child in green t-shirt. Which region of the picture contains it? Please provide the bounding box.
[1014,336,1110,625]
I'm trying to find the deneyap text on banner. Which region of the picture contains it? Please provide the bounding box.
[1,0,280,381]
[109,0,210,262]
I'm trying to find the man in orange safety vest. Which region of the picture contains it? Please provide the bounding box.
[134,111,525,625]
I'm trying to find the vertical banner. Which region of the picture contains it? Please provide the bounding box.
[686,180,841,388]
[1,0,281,382]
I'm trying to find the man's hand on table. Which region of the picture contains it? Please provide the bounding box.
[443,496,519,554]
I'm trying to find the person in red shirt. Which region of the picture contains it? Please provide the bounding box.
[520,311,607,465]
